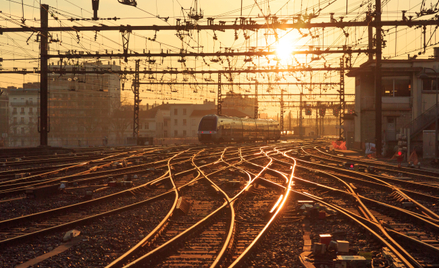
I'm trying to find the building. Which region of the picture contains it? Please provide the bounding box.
[139,101,216,139]
[6,61,122,147]
[48,61,121,146]
[347,51,439,156]
[48,60,121,100]
[8,87,39,147]
[116,101,253,144]
[0,89,10,147]
[222,91,255,117]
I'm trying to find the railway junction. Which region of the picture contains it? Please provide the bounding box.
[2,0,439,267]
[0,140,439,267]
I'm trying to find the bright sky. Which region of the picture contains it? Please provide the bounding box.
[1,0,438,113]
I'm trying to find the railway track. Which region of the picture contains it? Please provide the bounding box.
[1,141,439,268]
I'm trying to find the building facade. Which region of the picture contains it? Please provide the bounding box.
[5,61,121,147]
[8,87,39,147]
[347,54,439,155]
[0,90,8,147]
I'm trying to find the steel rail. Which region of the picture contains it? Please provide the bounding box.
[313,146,439,179]
[118,147,262,267]
[229,147,295,267]
[247,149,432,268]
[298,147,439,221]
[105,149,189,268]
[269,152,439,224]
[0,174,172,249]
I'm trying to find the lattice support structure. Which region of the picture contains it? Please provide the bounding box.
[217,73,222,115]
[339,57,345,140]
[39,4,49,146]
[254,82,258,118]
[121,29,131,63]
[133,60,140,141]
[299,93,303,138]
[280,89,284,133]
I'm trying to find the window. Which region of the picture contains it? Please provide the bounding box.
[174,130,178,137]
[164,120,168,127]
[199,118,217,131]
[145,122,149,129]
[29,107,33,114]
[183,130,187,137]
[383,78,411,97]
[183,108,187,115]
[13,117,17,123]
[29,118,33,123]
[423,78,439,91]
[174,109,178,115]
[183,119,187,126]
[21,128,25,134]
[174,119,178,126]
[164,130,168,137]
[12,107,17,114]
[21,117,24,123]
[21,107,25,115]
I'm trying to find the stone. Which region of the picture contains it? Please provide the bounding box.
[63,229,81,242]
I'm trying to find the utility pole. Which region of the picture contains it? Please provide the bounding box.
[217,73,222,115]
[39,4,49,146]
[367,12,374,62]
[339,57,345,140]
[299,93,303,138]
[315,106,318,137]
[254,82,258,118]
[133,59,140,142]
[375,0,383,156]
[288,110,292,132]
[280,89,284,133]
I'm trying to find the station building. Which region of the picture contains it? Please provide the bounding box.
[347,50,439,157]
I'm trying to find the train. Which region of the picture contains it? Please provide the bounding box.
[198,114,281,143]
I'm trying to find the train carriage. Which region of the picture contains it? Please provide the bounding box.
[198,114,280,143]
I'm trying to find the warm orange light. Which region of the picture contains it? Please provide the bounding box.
[275,40,293,64]
[269,194,284,213]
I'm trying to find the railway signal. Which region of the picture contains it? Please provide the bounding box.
[319,108,326,117]
[332,108,339,116]
[305,104,312,115]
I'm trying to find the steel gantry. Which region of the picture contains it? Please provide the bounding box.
[339,57,345,140]
[133,60,140,141]
[39,4,49,147]
[2,1,438,149]
[254,82,258,119]
[217,73,222,116]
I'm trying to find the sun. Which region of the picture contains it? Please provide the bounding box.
[275,39,294,64]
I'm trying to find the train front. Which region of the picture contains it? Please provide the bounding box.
[198,115,219,143]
